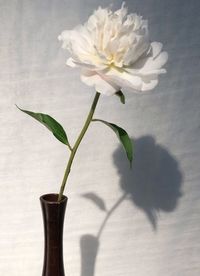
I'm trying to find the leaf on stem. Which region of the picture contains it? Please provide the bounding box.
[92,119,133,166]
[115,91,125,104]
[16,105,70,147]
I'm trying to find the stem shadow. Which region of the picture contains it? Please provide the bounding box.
[79,135,183,276]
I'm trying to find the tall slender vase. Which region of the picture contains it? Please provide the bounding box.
[40,194,68,276]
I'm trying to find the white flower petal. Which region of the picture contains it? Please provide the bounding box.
[151,42,163,58]
[141,75,159,91]
[67,58,107,70]
[59,5,168,94]
[114,2,128,20]
[131,42,168,73]
[123,30,149,66]
[81,69,120,96]
[105,66,164,93]
[66,58,77,68]
[105,67,142,91]
[126,67,167,77]
[151,51,168,70]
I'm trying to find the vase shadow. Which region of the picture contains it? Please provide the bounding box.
[80,235,99,276]
[79,135,183,276]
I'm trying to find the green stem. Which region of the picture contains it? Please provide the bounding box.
[58,92,100,201]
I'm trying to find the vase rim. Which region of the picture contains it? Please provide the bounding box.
[40,193,68,204]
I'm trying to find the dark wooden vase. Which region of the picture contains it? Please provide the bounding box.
[40,194,68,276]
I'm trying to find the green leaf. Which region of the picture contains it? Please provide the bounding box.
[115,91,125,104]
[92,119,133,166]
[16,105,70,147]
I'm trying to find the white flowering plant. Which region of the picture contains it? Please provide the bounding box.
[17,3,168,201]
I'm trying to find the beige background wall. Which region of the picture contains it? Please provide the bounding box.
[0,0,200,275]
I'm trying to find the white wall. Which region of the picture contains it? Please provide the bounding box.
[0,0,200,275]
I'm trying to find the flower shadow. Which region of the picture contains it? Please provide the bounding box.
[79,135,183,276]
[114,135,183,229]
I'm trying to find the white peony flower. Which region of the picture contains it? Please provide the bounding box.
[58,3,168,96]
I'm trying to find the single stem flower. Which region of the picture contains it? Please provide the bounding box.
[17,3,167,201]
[58,92,100,201]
